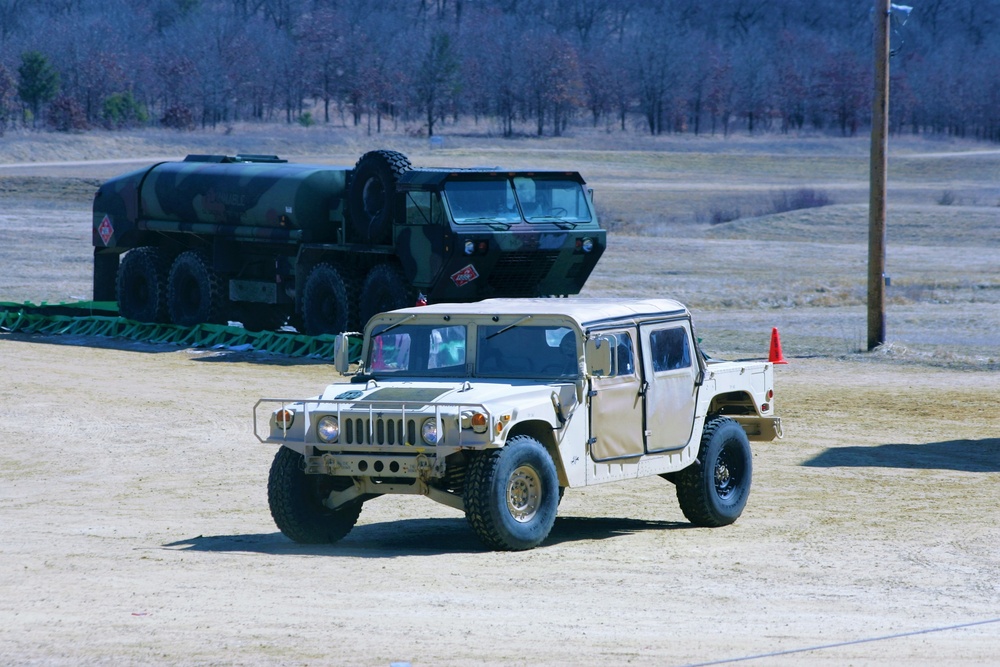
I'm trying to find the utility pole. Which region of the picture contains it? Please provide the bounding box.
[868,0,890,351]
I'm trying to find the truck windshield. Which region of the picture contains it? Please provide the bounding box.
[443,177,592,225]
[477,324,578,379]
[368,324,467,376]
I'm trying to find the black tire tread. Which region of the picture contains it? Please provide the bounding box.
[166,249,225,326]
[675,416,752,527]
[301,262,350,335]
[116,246,171,323]
[267,447,361,544]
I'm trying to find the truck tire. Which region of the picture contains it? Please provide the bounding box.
[348,150,411,244]
[675,417,752,527]
[302,263,350,335]
[463,436,559,551]
[167,249,225,326]
[358,262,409,326]
[268,446,362,544]
[116,246,170,323]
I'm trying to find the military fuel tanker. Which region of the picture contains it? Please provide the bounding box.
[92,150,606,334]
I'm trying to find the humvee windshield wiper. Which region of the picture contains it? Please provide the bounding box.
[485,315,532,340]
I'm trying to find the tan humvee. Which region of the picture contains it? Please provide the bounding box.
[255,298,782,550]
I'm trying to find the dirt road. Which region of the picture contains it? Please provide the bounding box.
[1,334,997,666]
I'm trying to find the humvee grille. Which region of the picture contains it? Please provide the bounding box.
[487,251,559,296]
[343,417,417,446]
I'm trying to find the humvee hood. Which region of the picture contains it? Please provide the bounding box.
[320,379,566,407]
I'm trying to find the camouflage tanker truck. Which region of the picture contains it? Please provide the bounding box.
[92,150,606,334]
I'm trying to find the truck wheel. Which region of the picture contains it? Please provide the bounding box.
[348,150,411,244]
[116,246,170,323]
[675,417,752,527]
[463,436,559,551]
[359,263,409,326]
[166,249,225,326]
[302,263,350,335]
[268,446,362,544]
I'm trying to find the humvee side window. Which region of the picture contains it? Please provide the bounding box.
[649,327,691,372]
[369,324,467,375]
[615,333,635,375]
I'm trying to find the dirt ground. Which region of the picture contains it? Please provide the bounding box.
[1,131,999,665]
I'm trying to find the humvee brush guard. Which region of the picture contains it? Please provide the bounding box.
[254,298,782,550]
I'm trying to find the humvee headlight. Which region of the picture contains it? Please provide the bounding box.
[316,416,340,443]
[464,240,475,255]
[421,418,439,445]
[581,237,594,253]
[274,408,295,430]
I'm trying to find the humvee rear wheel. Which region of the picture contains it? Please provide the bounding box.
[464,436,559,551]
[167,249,225,326]
[675,416,752,527]
[302,263,350,335]
[359,262,409,326]
[267,446,362,544]
[116,246,170,323]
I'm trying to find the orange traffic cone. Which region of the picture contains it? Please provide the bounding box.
[769,327,788,364]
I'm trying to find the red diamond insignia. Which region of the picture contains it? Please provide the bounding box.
[98,215,114,246]
[451,264,479,287]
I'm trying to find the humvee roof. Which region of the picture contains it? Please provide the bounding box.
[377,297,689,329]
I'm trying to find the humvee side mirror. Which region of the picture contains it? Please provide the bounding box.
[586,335,617,377]
[333,332,352,374]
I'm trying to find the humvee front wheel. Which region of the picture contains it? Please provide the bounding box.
[675,417,752,527]
[464,436,559,551]
[268,446,362,544]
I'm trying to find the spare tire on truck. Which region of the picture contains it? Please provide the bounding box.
[348,150,411,245]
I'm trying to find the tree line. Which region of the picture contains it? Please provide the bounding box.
[1,0,998,141]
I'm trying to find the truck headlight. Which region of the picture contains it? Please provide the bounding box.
[464,240,475,255]
[421,418,439,445]
[581,237,594,253]
[317,416,339,443]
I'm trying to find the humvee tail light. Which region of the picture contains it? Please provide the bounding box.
[275,409,294,430]
[766,389,774,400]
[421,418,439,445]
[317,416,340,443]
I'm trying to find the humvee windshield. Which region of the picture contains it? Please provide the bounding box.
[367,322,579,380]
[444,177,593,225]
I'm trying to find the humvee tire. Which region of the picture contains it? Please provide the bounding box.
[302,263,350,336]
[464,435,560,551]
[267,446,363,544]
[116,246,170,323]
[167,249,225,326]
[675,417,752,527]
[349,150,411,244]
